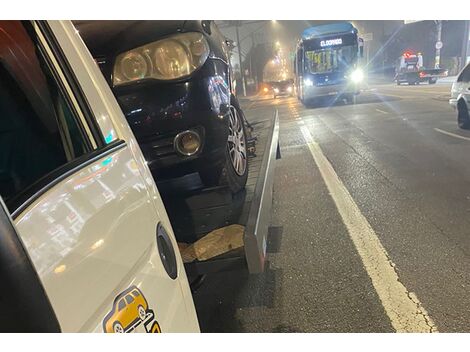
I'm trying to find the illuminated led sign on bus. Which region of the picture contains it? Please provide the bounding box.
[320,38,343,47]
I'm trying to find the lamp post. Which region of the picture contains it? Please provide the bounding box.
[235,22,246,97]
[462,20,470,70]
[435,20,442,69]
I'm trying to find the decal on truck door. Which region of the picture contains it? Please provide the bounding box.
[102,286,161,333]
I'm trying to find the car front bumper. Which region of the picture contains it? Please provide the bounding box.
[114,59,231,179]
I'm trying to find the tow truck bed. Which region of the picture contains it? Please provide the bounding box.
[396,68,448,85]
[158,110,280,278]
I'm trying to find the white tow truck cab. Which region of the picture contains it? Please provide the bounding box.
[0,20,280,333]
[0,20,198,332]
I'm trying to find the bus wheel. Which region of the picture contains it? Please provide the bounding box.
[304,99,314,108]
[346,94,356,104]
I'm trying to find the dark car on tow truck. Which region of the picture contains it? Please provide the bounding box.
[74,20,249,193]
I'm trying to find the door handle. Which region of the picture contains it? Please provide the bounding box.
[156,223,178,280]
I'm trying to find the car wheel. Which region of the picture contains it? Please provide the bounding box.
[113,322,124,333]
[396,81,401,86]
[429,79,437,85]
[199,101,248,193]
[458,100,470,130]
[138,305,146,321]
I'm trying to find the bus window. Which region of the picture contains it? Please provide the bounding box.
[304,45,356,74]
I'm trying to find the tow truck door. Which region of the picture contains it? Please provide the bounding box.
[0,20,198,332]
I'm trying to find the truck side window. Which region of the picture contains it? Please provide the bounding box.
[0,21,94,208]
[458,64,470,82]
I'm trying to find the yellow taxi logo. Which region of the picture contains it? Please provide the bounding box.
[103,286,160,333]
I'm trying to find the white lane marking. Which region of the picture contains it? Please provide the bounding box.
[434,128,470,142]
[299,123,437,333]
[375,108,389,114]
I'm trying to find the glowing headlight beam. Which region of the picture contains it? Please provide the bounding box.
[350,69,364,83]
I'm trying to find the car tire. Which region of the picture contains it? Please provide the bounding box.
[138,305,146,321]
[429,79,437,85]
[113,322,124,333]
[458,100,470,130]
[199,100,248,194]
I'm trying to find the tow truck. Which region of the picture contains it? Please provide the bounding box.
[395,51,448,85]
[0,20,280,332]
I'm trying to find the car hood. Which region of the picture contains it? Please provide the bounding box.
[73,20,200,57]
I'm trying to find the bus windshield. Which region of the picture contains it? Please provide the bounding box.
[305,45,357,74]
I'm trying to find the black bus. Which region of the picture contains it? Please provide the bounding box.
[294,22,364,106]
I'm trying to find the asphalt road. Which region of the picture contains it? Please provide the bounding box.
[192,80,470,332]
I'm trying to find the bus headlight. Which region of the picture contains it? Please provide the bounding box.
[350,69,364,83]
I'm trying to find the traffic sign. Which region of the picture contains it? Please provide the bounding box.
[435,41,443,50]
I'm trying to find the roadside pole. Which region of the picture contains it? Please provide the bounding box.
[435,20,442,69]
[235,23,247,97]
[462,20,470,70]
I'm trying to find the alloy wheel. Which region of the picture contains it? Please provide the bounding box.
[227,106,247,176]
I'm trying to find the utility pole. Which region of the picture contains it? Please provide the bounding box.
[461,20,470,71]
[235,22,246,97]
[250,32,257,90]
[435,20,442,69]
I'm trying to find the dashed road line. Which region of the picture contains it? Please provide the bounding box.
[434,128,470,142]
[299,121,437,333]
[375,108,389,114]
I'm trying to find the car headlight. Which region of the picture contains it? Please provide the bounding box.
[287,86,293,92]
[113,32,210,86]
[274,88,280,93]
[350,69,364,83]
[304,78,313,87]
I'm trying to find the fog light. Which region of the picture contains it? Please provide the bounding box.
[174,130,201,156]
